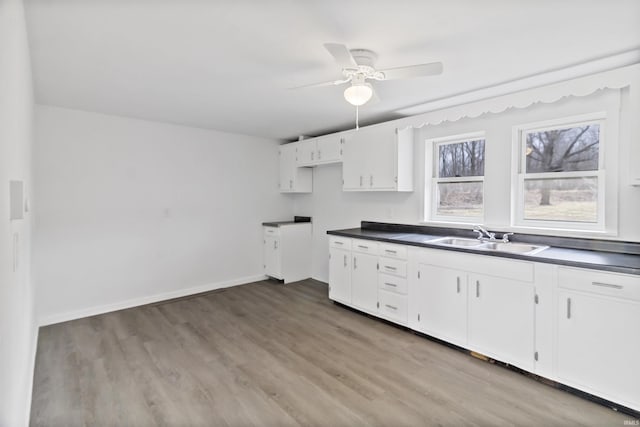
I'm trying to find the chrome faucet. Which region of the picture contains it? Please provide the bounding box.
[473,225,495,241]
[501,232,515,243]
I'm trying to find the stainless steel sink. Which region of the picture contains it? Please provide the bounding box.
[429,237,486,247]
[429,236,549,255]
[478,242,549,255]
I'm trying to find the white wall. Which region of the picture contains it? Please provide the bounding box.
[34,106,294,324]
[296,89,640,282]
[0,0,37,425]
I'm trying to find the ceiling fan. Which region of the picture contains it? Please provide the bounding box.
[292,43,444,107]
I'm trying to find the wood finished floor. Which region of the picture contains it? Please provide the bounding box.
[31,279,631,426]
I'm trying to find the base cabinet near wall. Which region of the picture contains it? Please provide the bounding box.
[556,267,640,410]
[328,236,640,412]
[263,222,311,283]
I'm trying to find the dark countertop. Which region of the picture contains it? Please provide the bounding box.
[263,216,311,228]
[328,224,640,276]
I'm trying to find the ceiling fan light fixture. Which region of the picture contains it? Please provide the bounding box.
[343,82,373,106]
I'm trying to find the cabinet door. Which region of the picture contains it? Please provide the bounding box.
[417,265,467,346]
[468,273,534,371]
[296,139,316,166]
[329,248,351,304]
[342,133,368,190]
[367,128,397,190]
[351,252,378,313]
[279,144,295,192]
[557,290,640,409]
[264,236,281,279]
[316,135,342,164]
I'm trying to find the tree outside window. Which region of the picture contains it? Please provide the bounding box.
[516,116,604,229]
[430,135,485,221]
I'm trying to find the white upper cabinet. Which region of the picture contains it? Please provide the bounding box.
[342,126,413,191]
[296,134,344,167]
[296,139,317,166]
[279,143,312,193]
[316,134,344,164]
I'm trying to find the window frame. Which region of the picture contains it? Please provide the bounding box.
[511,113,607,232]
[425,131,486,224]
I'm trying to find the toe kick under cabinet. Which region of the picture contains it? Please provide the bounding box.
[327,236,640,412]
[263,222,311,283]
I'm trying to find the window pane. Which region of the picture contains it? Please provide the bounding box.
[524,177,598,223]
[525,124,599,173]
[438,139,485,178]
[437,181,483,217]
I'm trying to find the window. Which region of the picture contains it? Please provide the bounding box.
[513,114,605,230]
[427,133,485,222]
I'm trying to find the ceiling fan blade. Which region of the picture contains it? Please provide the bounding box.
[288,78,351,90]
[379,62,443,80]
[324,43,357,68]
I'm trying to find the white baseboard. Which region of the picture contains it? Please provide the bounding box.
[311,275,328,284]
[38,274,268,326]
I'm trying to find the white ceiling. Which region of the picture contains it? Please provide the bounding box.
[25,0,640,140]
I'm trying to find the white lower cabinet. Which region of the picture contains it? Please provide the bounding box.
[263,223,311,283]
[556,267,640,410]
[411,264,468,347]
[329,247,351,304]
[378,289,407,324]
[264,235,281,279]
[351,251,379,314]
[328,237,640,412]
[468,273,535,371]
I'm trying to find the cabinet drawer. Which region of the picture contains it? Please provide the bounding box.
[379,243,408,260]
[264,226,280,237]
[379,257,407,278]
[558,267,640,302]
[329,236,351,250]
[378,290,408,324]
[378,273,407,295]
[352,239,379,255]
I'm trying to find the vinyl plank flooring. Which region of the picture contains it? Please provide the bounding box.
[31,279,633,426]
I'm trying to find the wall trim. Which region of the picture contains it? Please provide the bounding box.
[396,65,637,131]
[312,275,328,285]
[25,326,39,426]
[37,274,268,326]
[396,49,640,116]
